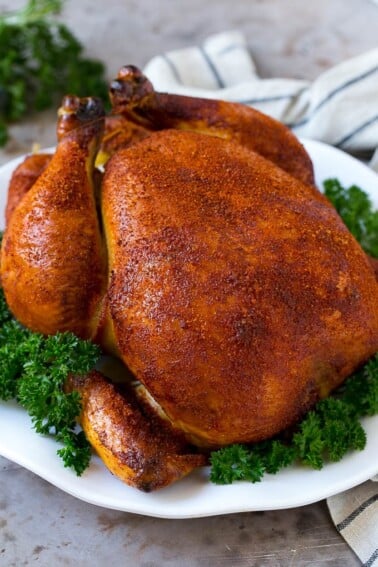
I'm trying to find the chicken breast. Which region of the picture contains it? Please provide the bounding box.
[102,129,378,447]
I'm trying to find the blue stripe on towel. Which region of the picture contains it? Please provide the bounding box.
[363,548,378,567]
[236,92,304,105]
[198,46,226,88]
[216,43,244,56]
[336,494,378,531]
[161,54,183,84]
[289,65,378,128]
[336,114,378,147]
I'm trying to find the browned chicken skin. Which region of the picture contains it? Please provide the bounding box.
[103,129,378,446]
[1,68,378,488]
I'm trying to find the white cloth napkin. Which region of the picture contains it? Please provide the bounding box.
[144,30,378,161]
[143,31,378,566]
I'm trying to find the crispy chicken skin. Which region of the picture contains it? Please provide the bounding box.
[66,371,206,491]
[102,129,378,446]
[109,65,314,186]
[1,70,378,488]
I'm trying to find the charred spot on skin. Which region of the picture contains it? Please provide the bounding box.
[59,94,80,113]
[233,316,260,344]
[56,96,105,146]
[57,96,105,146]
[139,481,154,492]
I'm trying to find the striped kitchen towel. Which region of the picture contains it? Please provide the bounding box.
[328,481,378,566]
[144,30,378,160]
[144,31,378,566]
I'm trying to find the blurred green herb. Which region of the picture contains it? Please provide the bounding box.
[0,0,108,146]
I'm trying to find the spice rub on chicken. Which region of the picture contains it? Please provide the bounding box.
[1,67,378,489]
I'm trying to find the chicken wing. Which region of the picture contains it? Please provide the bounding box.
[66,371,206,491]
[96,115,151,167]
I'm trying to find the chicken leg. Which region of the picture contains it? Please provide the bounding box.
[1,96,107,338]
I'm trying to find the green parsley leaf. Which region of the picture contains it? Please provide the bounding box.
[210,444,265,484]
[56,428,92,476]
[338,354,378,417]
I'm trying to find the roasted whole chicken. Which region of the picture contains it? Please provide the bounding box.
[1,67,378,490]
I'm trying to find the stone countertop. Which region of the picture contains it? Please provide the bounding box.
[1,1,377,565]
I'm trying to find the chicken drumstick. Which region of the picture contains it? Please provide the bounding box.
[1,96,107,338]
